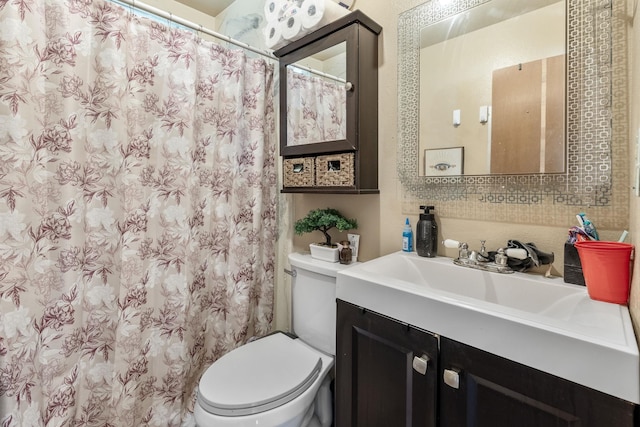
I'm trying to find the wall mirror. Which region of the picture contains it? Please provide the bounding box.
[278,23,358,157]
[419,0,565,176]
[398,0,614,206]
[286,42,347,147]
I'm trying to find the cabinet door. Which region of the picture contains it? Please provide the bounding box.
[439,337,637,427]
[336,300,439,427]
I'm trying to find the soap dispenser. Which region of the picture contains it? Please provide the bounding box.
[416,205,438,257]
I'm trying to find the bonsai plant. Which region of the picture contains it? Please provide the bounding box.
[294,208,358,262]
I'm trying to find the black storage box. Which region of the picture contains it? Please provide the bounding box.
[564,242,585,286]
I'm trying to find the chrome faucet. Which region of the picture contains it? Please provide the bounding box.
[469,240,490,263]
[457,241,469,260]
[443,239,515,274]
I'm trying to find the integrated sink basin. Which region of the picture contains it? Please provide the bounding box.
[336,251,640,403]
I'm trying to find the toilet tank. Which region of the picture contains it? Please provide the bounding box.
[288,253,355,356]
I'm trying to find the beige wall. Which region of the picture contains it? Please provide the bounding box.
[288,0,640,333]
[291,0,419,263]
[292,0,577,260]
[140,0,218,30]
[146,0,639,334]
[628,2,640,334]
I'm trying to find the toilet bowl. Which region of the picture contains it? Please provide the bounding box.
[194,253,353,427]
[194,332,333,426]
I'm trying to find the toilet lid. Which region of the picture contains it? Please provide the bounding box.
[197,332,323,417]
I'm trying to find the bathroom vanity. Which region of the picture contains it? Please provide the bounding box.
[335,252,640,426]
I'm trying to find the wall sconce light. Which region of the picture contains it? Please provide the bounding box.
[453,109,461,126]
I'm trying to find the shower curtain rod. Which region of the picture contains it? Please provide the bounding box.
[113,0,276,60]
[289,63,347,84]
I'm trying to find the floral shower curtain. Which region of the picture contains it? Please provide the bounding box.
[0,0,277,425]
[286,69,346,145]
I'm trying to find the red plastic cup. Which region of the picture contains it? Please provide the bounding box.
[574,241,634,304]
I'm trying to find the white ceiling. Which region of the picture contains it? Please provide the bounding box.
[176,0,234,17]
[175,0,354,19]
[174,0,354,51]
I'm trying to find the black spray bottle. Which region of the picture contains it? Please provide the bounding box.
[416,205,438,257]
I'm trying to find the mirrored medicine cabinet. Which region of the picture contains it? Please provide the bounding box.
[274,11,381,194]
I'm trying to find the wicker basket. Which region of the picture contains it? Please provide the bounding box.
[316,153,354,187]
[283,157,314,187]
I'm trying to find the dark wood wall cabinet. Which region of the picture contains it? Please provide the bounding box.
[274,11,381,194]
[336,300,639,427]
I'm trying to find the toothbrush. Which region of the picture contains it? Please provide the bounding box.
[578,213,599,240]
[618,230,629,243]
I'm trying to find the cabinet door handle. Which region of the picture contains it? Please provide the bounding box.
[443,368,460,389]
[412,355,430,375]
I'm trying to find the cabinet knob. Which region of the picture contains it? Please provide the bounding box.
[443,368,460,389]
[412,355,430,375]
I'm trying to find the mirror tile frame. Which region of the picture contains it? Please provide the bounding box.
[397,0,628,227]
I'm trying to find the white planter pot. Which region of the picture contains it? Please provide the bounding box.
[309,243,339,263]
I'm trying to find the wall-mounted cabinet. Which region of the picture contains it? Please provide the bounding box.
[274,11,381,194]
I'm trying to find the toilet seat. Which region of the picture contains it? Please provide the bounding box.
[197,332,323,417]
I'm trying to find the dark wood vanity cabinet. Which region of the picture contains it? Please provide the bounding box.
[336,300,439,427]
[336,300,639,427]
[439,336,637,427]
[273,11,381,194]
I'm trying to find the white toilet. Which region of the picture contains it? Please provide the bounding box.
[194,252,353,427]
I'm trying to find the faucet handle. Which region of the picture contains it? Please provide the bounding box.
[458,242,469,260]
[495,248,508,266]
[443,239,470,260]
[479,240,487,256]
[505,248,528,260]
[443,239,461,249]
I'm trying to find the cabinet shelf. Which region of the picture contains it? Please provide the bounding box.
[280,187,379,194]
